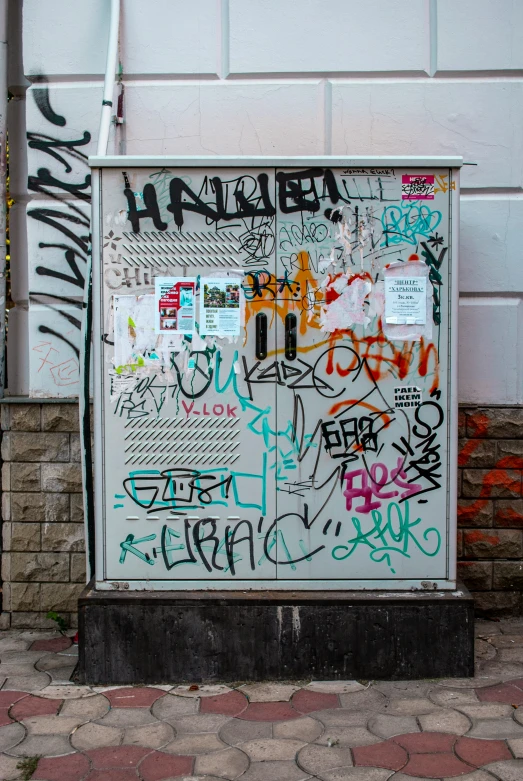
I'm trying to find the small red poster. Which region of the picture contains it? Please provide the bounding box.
[155,277,196,334]
[401,174,435,200]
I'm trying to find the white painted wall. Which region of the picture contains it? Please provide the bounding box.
[10,0,523,403]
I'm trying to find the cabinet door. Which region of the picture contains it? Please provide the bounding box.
[273,167,452,584]
[101,167,278,583]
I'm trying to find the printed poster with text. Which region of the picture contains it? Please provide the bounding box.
[155,277,196,334]
[199,278,241,336]
[384,276,427,325]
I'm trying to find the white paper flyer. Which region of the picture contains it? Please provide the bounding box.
[384,276,427,325]
[199,278,241,336]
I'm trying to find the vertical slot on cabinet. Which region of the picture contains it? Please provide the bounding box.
[285,313,297,361]
[256,313,267,360]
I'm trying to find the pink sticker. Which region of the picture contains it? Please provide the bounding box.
[401,174,435,200]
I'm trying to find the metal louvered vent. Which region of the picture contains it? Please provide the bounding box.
[121,231,242,268]
[124,416,239,465]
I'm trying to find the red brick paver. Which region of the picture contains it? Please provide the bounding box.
[292,688,339,714]
[392,732,457,753]
[200,689,248,716]
[477,680,523,705]
[31,635,73,653]
[10,694,62,719]
[87,746,151,769]
[353,739,408,770]
[455,735,512,765]
[0,690,28,708]
[87,771,136,781]
[139,751,194,780]
[104,687,166,708]
[33,753,90,781]
[401,753,474,778]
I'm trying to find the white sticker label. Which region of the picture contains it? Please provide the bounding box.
[394,386,423,408]
[385,276,427,325]
[199,277,241,336]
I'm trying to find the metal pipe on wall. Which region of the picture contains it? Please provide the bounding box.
[0,0,8,398]
[80,0,120,579]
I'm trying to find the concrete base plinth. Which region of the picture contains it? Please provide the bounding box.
[78,585,474,685]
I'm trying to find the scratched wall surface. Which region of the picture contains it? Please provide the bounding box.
[12,0,523,401]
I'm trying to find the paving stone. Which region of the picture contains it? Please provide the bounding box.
[229,759,309,781]
[8,732,75,757]
[442,772,500,781]
[314,709,373,728]
[152,693,199,720]
[123,721,175,749]
[0,722,25,751]
[86,771,137,781]
[71,721,123,750]
[508,737,523,757]
[140,751,194,781]
[200,691,248,717]
[23,714,83,735]
[173,714,233,733]
[380,697,436,716]
[31,636,72,653]
[0,753,22,781]
[306,681,365,695]
[164,733,228,755]
[373,681,432,698]
[48,665,75,684]
[368,714,420,739]
[479,661,523,679]
[37,653,74,671]
[96,707,158,728]
[0,707,12,726]
[455,735,512,766]
[430,691,479,712]
[240,683,300,702]
[316,727,382,748]
[0,636,31,652]
[467,718,523,739]
[457,702,515,718]
[320,769,393,781]
[61,693,110,718]
[499,648,523,662]
[477,682,523,705]
[484,760,523,781]
[418,709,471,734]
[2,672,51,691]
[32,752,90,781]
[401,753,473,778]
[240,702,299,721]
[0,661,42,676]
[392,732,456,752]
[293,689,339,715]
[297,743,354,775]
[338,689,387,712]
[241,738,306,760]
[173,684,233,698]
[104,686,165,708]
[353,739,407,771]
[194,747,249,779]
[219,718,272,746]
[87,745,151,768]
[0,690,29,708]
[437,676,501,688]
[10,694,61,719]
[273,716,323,742]
[475,639,497,661]
[39,685,95,700]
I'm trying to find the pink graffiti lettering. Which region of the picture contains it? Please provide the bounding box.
[343,459,422,514]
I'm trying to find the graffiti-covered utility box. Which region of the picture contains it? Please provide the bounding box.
[81,156,474,683]
[90,157,461,592]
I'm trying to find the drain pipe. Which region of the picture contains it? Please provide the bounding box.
[80,0,120,581]
[0,0,7,398]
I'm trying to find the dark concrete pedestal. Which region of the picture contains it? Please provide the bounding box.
[78,585,474,685]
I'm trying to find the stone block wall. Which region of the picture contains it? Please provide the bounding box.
[1,401,523,624]
[0,402,86,628]
[458,406,523,617]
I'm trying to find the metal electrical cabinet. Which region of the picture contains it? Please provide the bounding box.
[90,156,461,592]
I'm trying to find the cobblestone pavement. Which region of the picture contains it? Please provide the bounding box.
[1,620,523,780]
